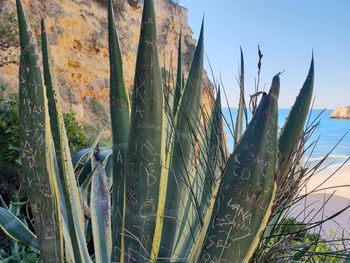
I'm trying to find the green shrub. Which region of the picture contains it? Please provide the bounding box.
[63,110,88,154]
[0,88,88,201]
[264,218,341,263]
[0,244,40,263]
[0,89,21,202]
[0,91,88,161]
[0,92,20,167]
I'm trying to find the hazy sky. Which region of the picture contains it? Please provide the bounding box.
[181,1,350,109]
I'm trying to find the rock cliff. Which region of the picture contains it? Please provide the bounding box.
[330,106,350,119]
[0,0,213,125]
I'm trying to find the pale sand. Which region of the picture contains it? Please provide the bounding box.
[290,164,350,242]
[304,164,350,198]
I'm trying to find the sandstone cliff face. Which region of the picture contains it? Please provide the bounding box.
[0,0,213,125]
[330,106,350,119]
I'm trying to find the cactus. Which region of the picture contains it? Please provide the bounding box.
[0,0,322,262]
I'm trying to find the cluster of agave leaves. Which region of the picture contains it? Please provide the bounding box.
[0,0,349,262]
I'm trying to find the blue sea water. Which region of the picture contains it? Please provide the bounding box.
[222,108,350,168]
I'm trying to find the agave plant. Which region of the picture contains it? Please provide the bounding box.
[0,0,320,262]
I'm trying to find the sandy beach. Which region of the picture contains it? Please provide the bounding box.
[305,163,350,198]
[290,163,350,242]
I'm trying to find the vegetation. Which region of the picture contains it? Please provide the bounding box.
[0,90,87,160]
[63,110,89,153]
[0,11,18,46]
[261,218,342,262]
[0,84,88,204]
[0,88,20,203]
[0,88,20,167]
[0,0,348,262]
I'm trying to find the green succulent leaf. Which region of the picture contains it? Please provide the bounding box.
[234,47,245,145]
[173,89,226,261]
[123,0,166,261]
[264,57,314,240]
[0,207,38,248]
[173,30,183,118]
[108,0,131,260]
[79,149,113,190]
[42,19,91,263]
[278,56,314,182]
[16,0,63,261]
[91,148,112,263]
[197,74,280,263]
[72,147,94,169]
[159,19,204,260]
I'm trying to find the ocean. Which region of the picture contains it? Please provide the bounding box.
[222,108,350,168]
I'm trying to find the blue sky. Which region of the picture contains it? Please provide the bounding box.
[181,1,350,109]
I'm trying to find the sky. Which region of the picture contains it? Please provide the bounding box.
[180,1,350,109]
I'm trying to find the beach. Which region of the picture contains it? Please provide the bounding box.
[305,163,350,198]
[290,163,350,242]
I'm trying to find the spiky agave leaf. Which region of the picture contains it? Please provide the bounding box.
[16,0,63,261]
[164,29,183,154]
[234,47,245,145]
[263,57,314,240]
[172,29,183,118]
[173,88,226,261]
[167,99,212,262]
[123,0,166,261]
[196,74,280,263]
[199,89,225,215]
[7,197,28,256]
[90,147,112,263]
[278,56,314,183]
[75,125,109,186]
[168,84,216,257]
[41,19,91,262]
[0,207,38,248]
[159,19,204,259]
[72,147,94,169]
[78,150,112,189]
[108,0,131,260]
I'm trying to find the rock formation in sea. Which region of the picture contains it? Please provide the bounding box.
[330,106,350,119]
